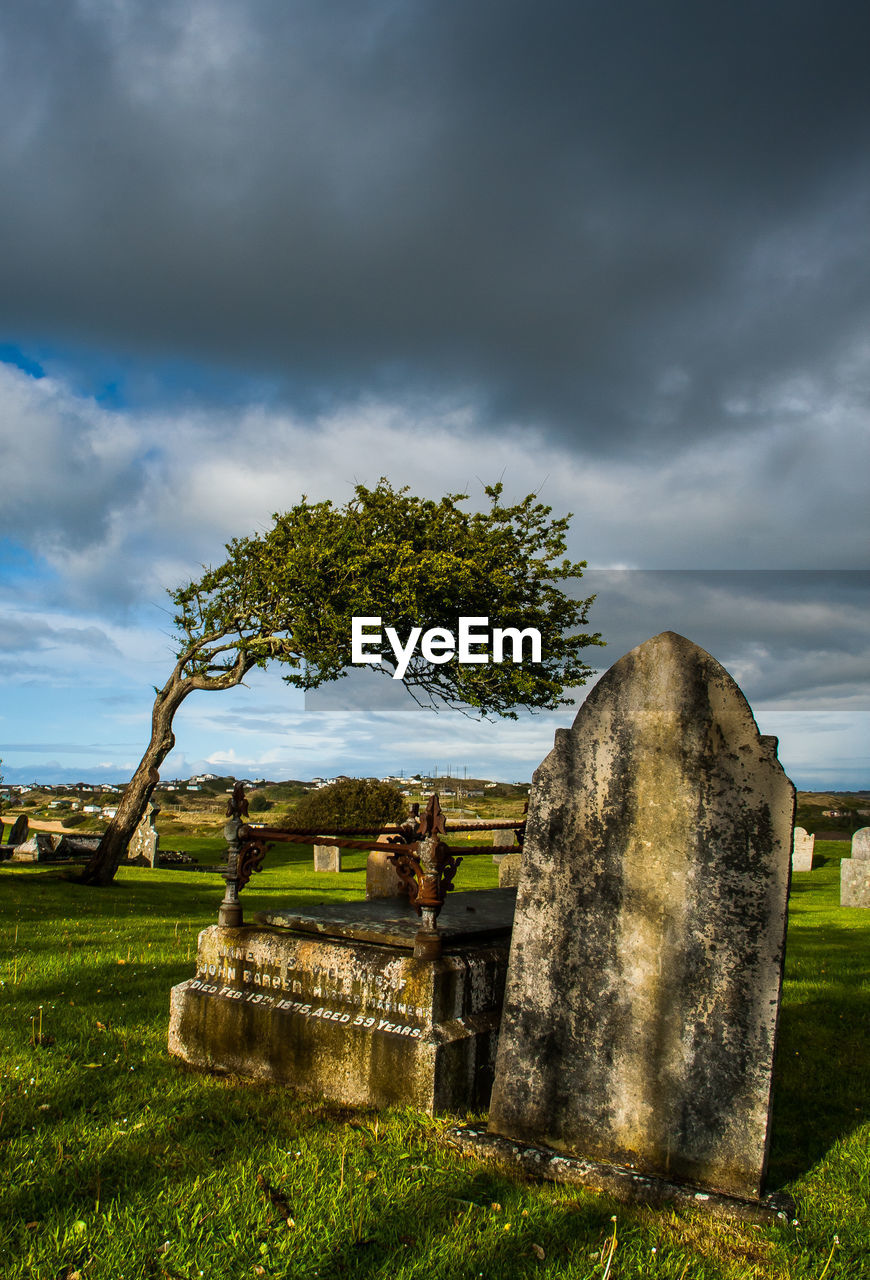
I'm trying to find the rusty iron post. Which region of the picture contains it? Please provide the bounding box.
[413,826,444,960]
[386,794,466,960]
[218,783,248,928]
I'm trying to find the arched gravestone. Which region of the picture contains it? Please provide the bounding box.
[851,827,870,859]
[792,826,814,872]
[9,814,29,846]
[487,632,795,1204]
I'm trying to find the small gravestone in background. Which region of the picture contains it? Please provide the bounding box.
[365,838,408,899]
[36,833,57,860]
[482,631,794,1208]
[792,826,815,872]
[840,827,870,908]
[498,853,523,888]
[9,814,29,846]
[128,803,160,866]
[492,829,514,864]
[314,841,341,872]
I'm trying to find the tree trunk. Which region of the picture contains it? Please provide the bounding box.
[80,679,190,886]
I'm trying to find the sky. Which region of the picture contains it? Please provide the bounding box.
[0,0,868,791]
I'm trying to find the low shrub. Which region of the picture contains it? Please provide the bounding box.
[288,778,405,831]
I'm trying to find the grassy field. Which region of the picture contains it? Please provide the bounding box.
[0,841,867,1279]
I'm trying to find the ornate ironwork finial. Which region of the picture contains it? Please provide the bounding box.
[226,782,249,820]
[421,792,446,838]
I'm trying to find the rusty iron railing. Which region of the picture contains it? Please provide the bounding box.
[218,784,525,958]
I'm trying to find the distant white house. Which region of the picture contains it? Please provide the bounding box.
[83,805,101,814]
[102,807,118,818]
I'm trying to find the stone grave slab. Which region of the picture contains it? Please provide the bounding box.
[792,826,814,872]
[54,834,102,859]
[169,888,516,1113]
[15,833,59,862]
[484,631,794,1207]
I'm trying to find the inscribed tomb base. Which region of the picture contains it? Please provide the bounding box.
[168,889,514,1113]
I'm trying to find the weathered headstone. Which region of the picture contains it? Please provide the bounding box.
[128,803,161,866]
[498,853,523,888]
[314,841,341,873]
[851,827,870,859]
[840,828,870,906]
[792,826,814,872]
[9,814,29,846]
[492,827,515,864]
[168,888,516,1112]
[486,631,794,1205]
[365,842,408,900]
[840,859,870,908]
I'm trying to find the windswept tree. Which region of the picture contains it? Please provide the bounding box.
[82,480,602,885]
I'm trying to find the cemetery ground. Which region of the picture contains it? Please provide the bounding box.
[0,843,866,1280]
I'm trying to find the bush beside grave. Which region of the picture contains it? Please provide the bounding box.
[287,778,405,831]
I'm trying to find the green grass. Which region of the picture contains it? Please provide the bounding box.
[0,841,867,1279]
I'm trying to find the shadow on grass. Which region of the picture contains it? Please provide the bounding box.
[0,1082,626,1280]
[768,922,870,1187]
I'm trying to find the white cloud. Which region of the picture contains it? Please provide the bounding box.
[1,361,866,787]
[2,358,868,616]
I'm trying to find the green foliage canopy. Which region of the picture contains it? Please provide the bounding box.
[171,479,602,715]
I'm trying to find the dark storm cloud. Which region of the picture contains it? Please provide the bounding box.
[301,570,870,711]
[576,570,870,707]
[1,0,869,449]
